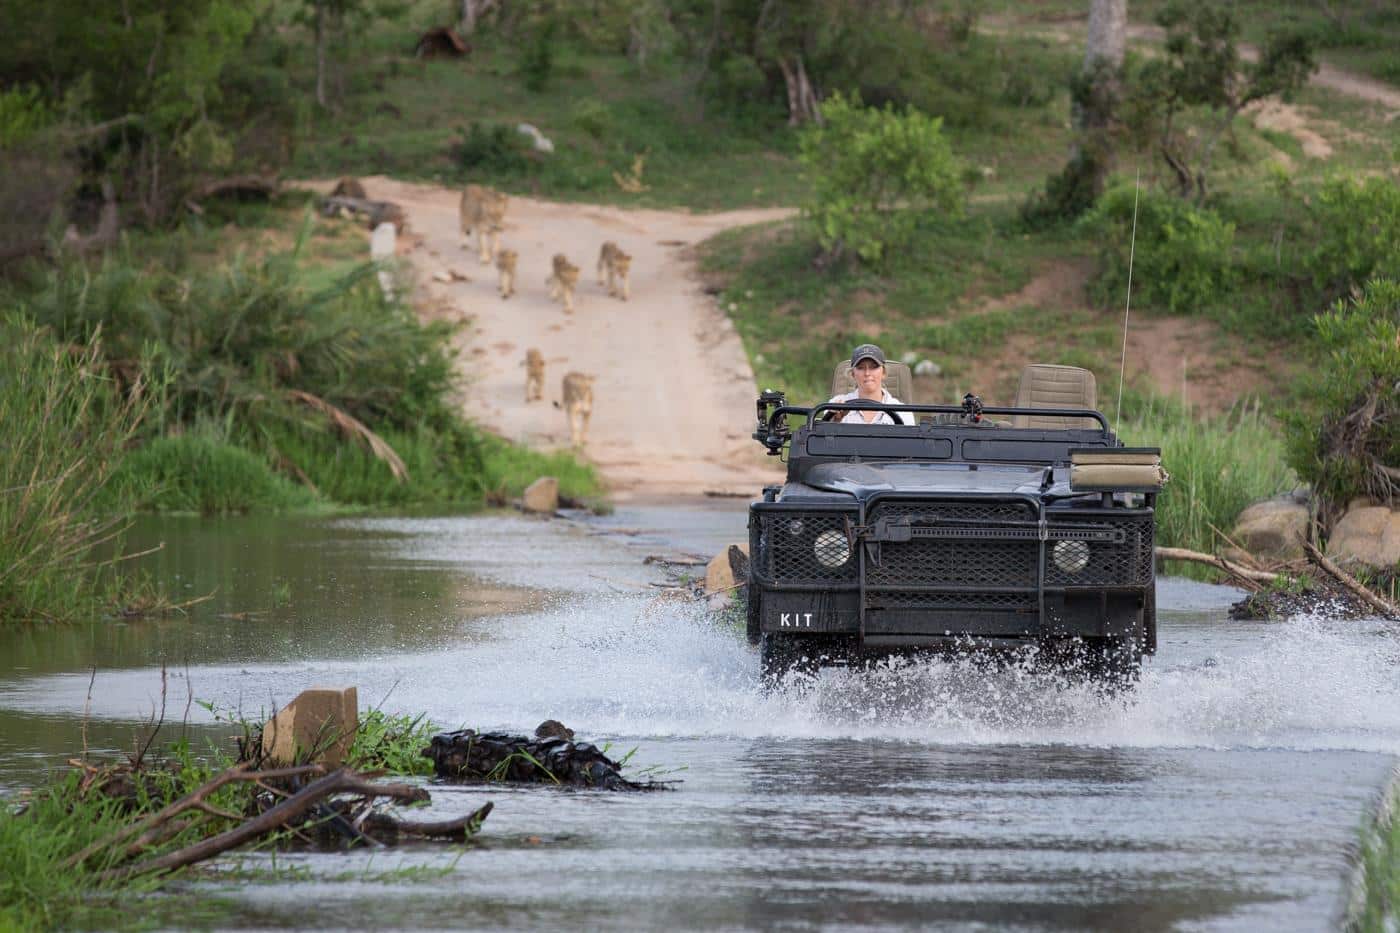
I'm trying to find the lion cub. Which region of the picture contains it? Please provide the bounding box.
[558,371,596,446]
[496,248,518,299]
[458,184,508,265]
[546,253,580,313]
[523,348,545,402]
[596,241,632,301]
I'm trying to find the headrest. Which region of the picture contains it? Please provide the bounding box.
[830,359,916,403]
[1011,364,1099,429]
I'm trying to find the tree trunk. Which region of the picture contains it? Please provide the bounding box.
[779,54,822,126]
[460,0,498,36]
[315,1,328,109]
[1073,0,1127,197]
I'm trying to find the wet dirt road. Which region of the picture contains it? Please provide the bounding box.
[1,504,1397,930]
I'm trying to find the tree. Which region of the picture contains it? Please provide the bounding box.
[1021,0,1126,224]
[1073,0,1126,199]
[799,92,963,264]
[1127,2,1316,202]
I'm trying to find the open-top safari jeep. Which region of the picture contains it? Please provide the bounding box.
[747,363,1167,684]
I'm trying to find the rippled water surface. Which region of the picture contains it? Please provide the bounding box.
[2,503,1397,931]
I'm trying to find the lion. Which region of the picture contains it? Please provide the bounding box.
[558,371,596,447]
[546,253,580,313]
[458,184,508,265]
[596,241,632,301]
[524,348,545,402]
[496,248,518,299]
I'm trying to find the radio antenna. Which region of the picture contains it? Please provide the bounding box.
[1114,165,1141,429]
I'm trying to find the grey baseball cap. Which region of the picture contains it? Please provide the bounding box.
[850,343,886,367]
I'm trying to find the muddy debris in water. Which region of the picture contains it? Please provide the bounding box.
[1230,575,1390,621]
[424,723,670,791]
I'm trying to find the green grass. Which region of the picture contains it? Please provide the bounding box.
[1355,785,1400,933]
[105,431,323,516]
[1120,397,1298,569]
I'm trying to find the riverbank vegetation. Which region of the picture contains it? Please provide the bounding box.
[0,705,449,931]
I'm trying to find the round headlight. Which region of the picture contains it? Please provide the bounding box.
[814,529,851,569]
[1052,539,1091,574]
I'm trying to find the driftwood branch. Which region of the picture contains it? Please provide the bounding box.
[105,768,431,881]
[64,762,325,870]
[362,802,494,842]
[1300,538,1400,619]
[1154,546,1279,585]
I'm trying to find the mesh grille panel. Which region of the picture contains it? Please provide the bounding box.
[757,512,857,584]
[866,501,1038,588]
[1045,516,1154,586]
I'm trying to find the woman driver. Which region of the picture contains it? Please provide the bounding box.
[826,344,911,425]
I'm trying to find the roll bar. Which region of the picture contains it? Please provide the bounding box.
[753,398,1111,456]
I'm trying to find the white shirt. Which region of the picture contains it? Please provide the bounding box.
[826,389,908,425]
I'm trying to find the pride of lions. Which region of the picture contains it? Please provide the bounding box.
[457,183,632,449]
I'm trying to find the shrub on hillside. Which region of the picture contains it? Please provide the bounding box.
[799,93,963,265]
[1083,184,1237,314]
[1284,277,1400,512]
[452,122,534,175]
[1303,175,1400,303]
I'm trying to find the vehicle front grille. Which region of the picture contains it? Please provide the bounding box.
[865,501,1039,590]
[868,590,1037,612]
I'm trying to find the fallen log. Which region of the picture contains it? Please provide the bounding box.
[1154,546,1278,586]
[362,802,493,842]
[1300,539,1400,619]
[103,768,430,881]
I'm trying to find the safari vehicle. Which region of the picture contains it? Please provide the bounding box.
[747,363,1167,683]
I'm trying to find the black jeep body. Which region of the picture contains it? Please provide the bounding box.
[746,396,1160,682]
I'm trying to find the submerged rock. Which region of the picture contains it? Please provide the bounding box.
[424,728,660,790]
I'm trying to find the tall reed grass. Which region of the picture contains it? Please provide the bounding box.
[0,325,150,622]
[1119,398,1297,566]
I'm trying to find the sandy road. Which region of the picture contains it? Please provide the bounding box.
[361,177,789,501]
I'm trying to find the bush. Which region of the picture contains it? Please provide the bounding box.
[0,324,149,622]
[1284,277,1400,511]
[1083,184,1237,314]
[1303,175,1400,302]
[452,121,534,175]
[798,92,963,264]
[105,430,319,515]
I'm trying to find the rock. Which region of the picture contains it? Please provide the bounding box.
[521,476,559,514]
[260,686,358,767]
[517,122,554,153]
[706,543,750,594]
[370,222,397,299]
[1328,505,1400,570]
[425,728,657,790]
[535,719,574,741]
[914,359,941,377]
[331,176,367,199]
[1227,496,1312,562]
[369,222,397,261]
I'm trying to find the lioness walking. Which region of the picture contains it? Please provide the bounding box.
[546,253,580,313]
[558,371,595,447]
[596,241,632,301]
[459,184,508,265]
[496,248,518,298]
[523,348,545,402]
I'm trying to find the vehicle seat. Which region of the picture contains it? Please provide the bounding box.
[830,360,916,403]
[1011,364,1098,429]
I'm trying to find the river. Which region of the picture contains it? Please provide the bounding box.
[1,503,1397,931]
